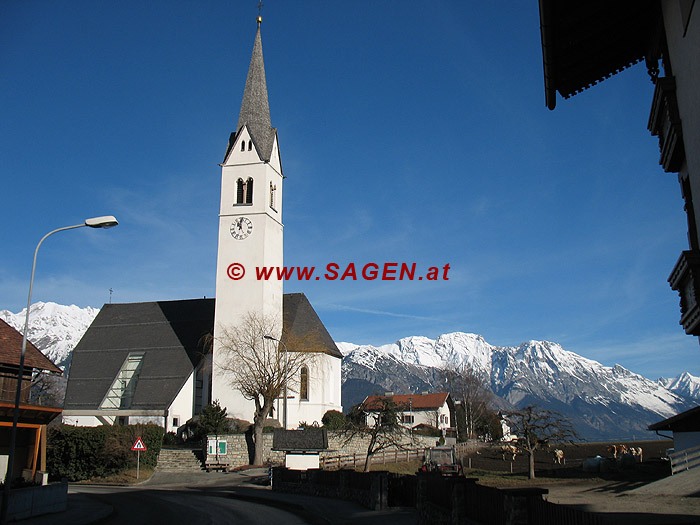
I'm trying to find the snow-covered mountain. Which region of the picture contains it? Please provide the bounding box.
[1,302,696,440]
[0,302,99,370]
[659,372,700,401]
[341,334,696,441]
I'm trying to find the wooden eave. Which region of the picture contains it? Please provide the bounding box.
[0,401,62,426]
[539,0,658,109]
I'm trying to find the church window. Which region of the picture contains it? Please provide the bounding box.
[248,140,253,151]
[245,177,253,204]
[240,141,245,151]
[236,178,254,205]
[269,183,276,210]
[300,366,309,401]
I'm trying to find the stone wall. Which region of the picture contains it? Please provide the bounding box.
[205,431,438,468]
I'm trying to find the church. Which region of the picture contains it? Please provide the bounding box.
[62,18,343,432]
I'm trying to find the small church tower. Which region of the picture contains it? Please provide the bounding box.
[212,17,284,420]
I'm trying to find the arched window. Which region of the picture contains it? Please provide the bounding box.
[248,140,253,151]
[236,178,254,205]
[269,183,276,210]
[240,141,245,151]
[300,366,309,401]
[245,177,253,204]
[236,178,244,204]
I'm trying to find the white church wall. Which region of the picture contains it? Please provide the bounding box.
[166,370,195,432]
[62,415,101,427]
[285,354,342,428]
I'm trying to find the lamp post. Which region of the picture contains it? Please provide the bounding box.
[0,216,118,524]
[263,335,288,430]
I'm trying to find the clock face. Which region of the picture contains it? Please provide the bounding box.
[230,217,253,240]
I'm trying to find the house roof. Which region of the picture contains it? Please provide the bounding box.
[64,293,340,411]
[272,428,328,451]
[649,405,700,432]
[539,0,658,109]
[361,392,450,411]
[282,293,343,358]
[64,298,215,412]
[0,319,62,374]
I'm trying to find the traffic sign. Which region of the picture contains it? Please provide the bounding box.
[131,437,147,451]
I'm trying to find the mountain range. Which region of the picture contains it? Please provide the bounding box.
[2,302,699,440]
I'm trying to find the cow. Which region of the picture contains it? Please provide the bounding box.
[553,448,564,464]
[630,447,643,462]
[607,444,629,459]
[501,444,518,462]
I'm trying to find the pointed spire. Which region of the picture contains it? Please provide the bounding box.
[236,20,275,161]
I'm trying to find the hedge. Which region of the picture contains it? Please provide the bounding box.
[47,423,164,481]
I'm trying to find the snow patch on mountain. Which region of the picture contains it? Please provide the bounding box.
[0,302,99,370]
[660,372,700,401]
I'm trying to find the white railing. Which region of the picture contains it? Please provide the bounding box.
[670,444,700,475]
[321,448,424,470]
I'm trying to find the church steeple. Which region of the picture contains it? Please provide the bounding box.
[234,19,276,162]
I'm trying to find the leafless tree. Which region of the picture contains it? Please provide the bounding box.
[342,397,414,472]
[216,312,316,465]
[30,370,65,407]
[439,366,493,439]
[504,405,578,479]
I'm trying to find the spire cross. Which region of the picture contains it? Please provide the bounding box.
[257,1,264,18]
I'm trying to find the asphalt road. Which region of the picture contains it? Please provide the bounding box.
[71,484,307,525]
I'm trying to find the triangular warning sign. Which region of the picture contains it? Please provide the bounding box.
[131,437,147,451]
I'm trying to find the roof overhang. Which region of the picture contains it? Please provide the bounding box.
[0,401,62,426]
[539,0,659,109]
[648,405,700,432]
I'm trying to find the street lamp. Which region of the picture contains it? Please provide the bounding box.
[263,335,288,430]
[0,216,118,524]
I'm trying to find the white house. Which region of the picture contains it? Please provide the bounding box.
[360,392,454,432]
[649,405,700,471]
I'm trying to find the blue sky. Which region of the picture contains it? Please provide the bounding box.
[1,1,697,379]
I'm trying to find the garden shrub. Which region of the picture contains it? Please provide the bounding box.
[48,423,164,481]
[321,410,347,430]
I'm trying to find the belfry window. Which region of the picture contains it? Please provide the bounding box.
[236,178,254,205]
[300,366,309,401]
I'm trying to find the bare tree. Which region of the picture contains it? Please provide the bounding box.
[504,405,578,479]
[342,397,413,472]
[216,312,316,465]
[439,366,493,439]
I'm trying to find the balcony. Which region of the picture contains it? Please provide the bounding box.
[669,250,700,336]
[648,76,685,173]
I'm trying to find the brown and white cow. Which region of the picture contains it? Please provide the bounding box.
[553,448,564,464]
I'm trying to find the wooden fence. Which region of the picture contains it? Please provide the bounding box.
[670,444,700,474]
[321,448,424,470]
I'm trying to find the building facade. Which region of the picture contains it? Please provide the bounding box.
[538,0,700,342]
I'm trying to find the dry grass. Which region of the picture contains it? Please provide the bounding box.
[77,467,154,485]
